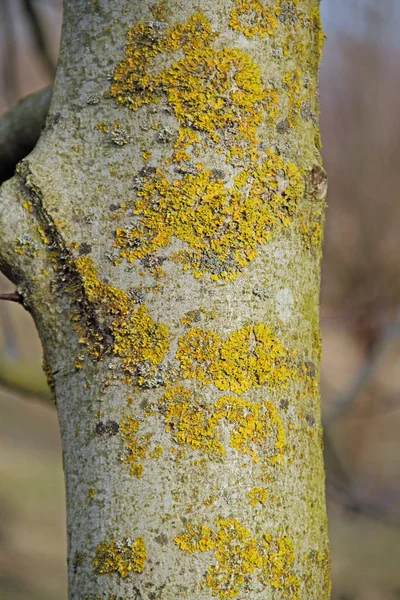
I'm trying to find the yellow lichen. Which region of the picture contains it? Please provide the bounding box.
[23,199,33,213]
[279,7,325,132]
[284,68,303,128]
[260,534,300,597]
[150,445,163,459]
[177,322,298,395]
[37,226,50,246]
[95,121,109,133]
[298,212,323,250]
[176,328,220,385]
[74,257,170,377]
[230,0,279,38]
[107,14,305,281]
[180,307,215,326]
[150,3,166,21]
[119,416,152,478]
[305,547,331,598]
[175,519,300,599]
[115,152,303,281]
[75,256,130,312]
[93,537,146,577]
[248,487,268,506]
[215,396,286,465]
[160,387,285,465]
[310,7,325,69]
[112,304,170,372]
[161,386,225,457]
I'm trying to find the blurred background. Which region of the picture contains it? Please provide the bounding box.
[1,0,400,598]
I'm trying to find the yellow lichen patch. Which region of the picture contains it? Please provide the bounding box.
[230,0,279,38]
[14,236,39,257]
[298,211,323,250]
[248,487,268,506]
[107,14,305,280]
[279,7,325,132]
[150,2,166,21]
[76,256,130,314]
[305,547,331,598]
[310,7,325,69]
[161,386,225,457]
[23,199,33,213]
[159,387,285,464]
[120,415,151,478]
[284,68,303,128]
[158,47,267,148]
[88,487,96,501]
[150,445,163,459]
[74,257,170,378]
[175,519,261,598]
[95,121,109,133]
[109,14,217,113]
[175,520,300,599]
[177,322,297,395]
[37,226,50,246]
[180,309,200,326]
[180,307,216,326]
[214,396,286,465]
[176,328,220,385]
[112,304,170,372]
[173,127,201,163]
[115,152,303,280]
[260,534,300,597]
[93,537,146,577]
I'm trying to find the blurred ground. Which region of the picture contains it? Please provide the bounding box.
[1,0,400,599]
[0,387,65,600]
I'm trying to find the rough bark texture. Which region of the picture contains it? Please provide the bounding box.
[0,0,330,598]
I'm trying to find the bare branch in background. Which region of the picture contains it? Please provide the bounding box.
[0,292,24,305]
[0,87,51,183]
[329,307,400,421]
[1,0,18,106]
[327,477,400,529]
[21,0,56,76]
[0,353,52,405]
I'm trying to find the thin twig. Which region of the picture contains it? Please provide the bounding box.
[330,306,400,421]
[0,292,23,304]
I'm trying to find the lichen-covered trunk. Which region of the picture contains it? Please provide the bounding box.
[0,0,330,598]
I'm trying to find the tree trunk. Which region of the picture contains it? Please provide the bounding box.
[0,0,330,598]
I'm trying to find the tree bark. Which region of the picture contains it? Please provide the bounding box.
[0,0,330,598]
